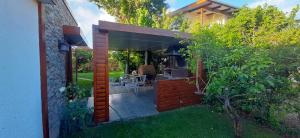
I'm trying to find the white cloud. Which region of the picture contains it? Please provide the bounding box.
[75,7,114,35]
[249,0,300,17]
[167,8,176,13]
[67,0,115,47]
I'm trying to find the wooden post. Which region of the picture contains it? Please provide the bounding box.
[213,13,215,24]
[126,49,130,74]
[75,50,78,83]
[198,59,206,89]
[145,50,148,65]
[93,26,109,123]
[65,45,72,85]
[201,8,204,25]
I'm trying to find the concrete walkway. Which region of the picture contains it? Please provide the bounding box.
[109,87,159,122]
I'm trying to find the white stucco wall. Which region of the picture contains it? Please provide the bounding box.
[0,0,43,138]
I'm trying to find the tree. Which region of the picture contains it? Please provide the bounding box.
[73,48,93,73]
[183,5,300,137]
[91,0,189,74]
[109,51,144,73]
[91,0,188,29]
[91,0,168,27]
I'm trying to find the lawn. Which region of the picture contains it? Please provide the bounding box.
[109,71,124,79]
[74,71,124,96]
[68,105,280,138]
[75,71,124,81]
[74,72,93,89]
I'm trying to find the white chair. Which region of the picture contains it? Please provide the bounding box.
[124,77,138,94]
[109,78,120,87]
[137,75,146,86]
[135,75,146,92]
[120,74,130,86]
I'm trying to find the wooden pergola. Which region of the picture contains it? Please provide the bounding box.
[93,21,205,123]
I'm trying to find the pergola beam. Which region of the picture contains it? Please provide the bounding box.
[202,7,234,16]
[98,21,190,39]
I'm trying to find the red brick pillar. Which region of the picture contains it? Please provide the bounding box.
[93,25,109,123]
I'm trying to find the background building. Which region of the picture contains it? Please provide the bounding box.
[172,0,238,26]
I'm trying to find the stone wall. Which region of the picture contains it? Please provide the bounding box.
[44,0,77,137]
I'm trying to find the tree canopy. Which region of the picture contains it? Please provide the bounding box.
[91,0,189,72]
[91,0,177,29]
[183,4,300,136]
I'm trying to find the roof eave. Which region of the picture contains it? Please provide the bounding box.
[171,0,238,15]
[37,0,55,5]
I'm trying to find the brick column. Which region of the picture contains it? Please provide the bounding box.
[93,25,109,123]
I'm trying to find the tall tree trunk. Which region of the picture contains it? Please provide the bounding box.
[223,90,242,138]
[233,116,242,138]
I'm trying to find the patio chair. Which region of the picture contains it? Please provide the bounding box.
[136,75,147,92]
[124,78,138,94]
[120,74,130,86]
[137,75,147,86]
[109,78,121,87]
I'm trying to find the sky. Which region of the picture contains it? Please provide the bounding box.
[67,0,300,48]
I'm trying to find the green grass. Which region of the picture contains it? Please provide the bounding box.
[74,72,93,89]
[74,71,124,91]
[109,71,124,79]
[75,71,124,80]
[68,105,280,138]
[77,72,93,80]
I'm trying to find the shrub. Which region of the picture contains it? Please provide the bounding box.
[60,83,93,137]
[183,5,300,137]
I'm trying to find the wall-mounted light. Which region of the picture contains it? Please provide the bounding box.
[58,40,70,53]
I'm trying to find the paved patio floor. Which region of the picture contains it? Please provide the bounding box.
[109,86,159,122]
[88,86,159,122]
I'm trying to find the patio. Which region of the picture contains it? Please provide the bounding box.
[88,86,158,122]
[92,21,204,123]
[109,86,158,121]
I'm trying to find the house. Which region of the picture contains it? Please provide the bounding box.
[172,0,238,26]
[0,0,87,138]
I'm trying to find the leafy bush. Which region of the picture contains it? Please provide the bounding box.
[60,100,93,137]
[65,83,89,100]
[60,83,93,137]
[183,4,300,137]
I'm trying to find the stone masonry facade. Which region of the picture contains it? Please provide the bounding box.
[44,0,77,137]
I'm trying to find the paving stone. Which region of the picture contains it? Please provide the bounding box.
[109,87,159,121]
